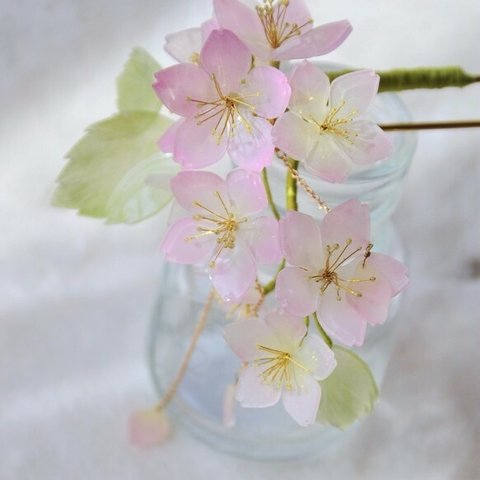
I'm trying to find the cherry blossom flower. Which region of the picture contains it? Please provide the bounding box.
[161,169,281,301]
[213,0,352,62]
[276,199,408,346]
[272,61,393,182]
[164,18,219,64]
[224,310,336,426]
[154,29,291,171]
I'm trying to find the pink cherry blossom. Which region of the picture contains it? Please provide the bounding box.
[272,61,393,182]
[161,169,282,301]
[164,18,219,64]
[276,199,408,347]
[224,310,336,426]
[213,0,352,62]
[154,29,291,171]
[129,408,171,448]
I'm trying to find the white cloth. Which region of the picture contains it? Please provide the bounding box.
[1,0,479,478]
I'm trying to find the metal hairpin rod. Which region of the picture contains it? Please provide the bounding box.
[380,120,480,131]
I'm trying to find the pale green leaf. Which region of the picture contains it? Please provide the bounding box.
[317,346,378,429]
[105,152,179,224]
[116,48,162,113]
[52,111,172,221]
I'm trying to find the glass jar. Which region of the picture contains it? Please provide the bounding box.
[148,90,417,460]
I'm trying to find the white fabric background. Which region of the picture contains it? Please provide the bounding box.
[1,0,479,478]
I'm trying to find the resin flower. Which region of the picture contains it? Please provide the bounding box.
[164,18,219,64]
[276,199,408,346]
[154,29,291,171]
[224,310,336,426]
[161,169,281,301]
[272,61,393,182]
[213,0,352,62]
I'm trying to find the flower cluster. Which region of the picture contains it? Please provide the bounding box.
[153,0,407,427]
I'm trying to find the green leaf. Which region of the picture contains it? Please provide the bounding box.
[52,111,173,221]
[116,48,162,113]
[105,152,178,224]
[317,346,378,429]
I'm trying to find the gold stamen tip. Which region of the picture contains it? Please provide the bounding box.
[370,276,376,281]
[193,215,202,220]
[209,261,216,268]
[346,239,352,245]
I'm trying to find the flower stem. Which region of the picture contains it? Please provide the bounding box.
[313,312,333,348]
[262,167,280,220]
[326,66,480,92]
[262,258,286,295]
[156,290,215,411]
[285,158,298,211]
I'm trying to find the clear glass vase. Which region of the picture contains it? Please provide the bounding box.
[148,91,417,460]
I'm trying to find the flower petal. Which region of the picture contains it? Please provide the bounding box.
[317,286,367,347]
[366,252,409,296]
[343,120,393,165]
[227,115,275,171]
[264,310,307,346]
[236,364,282,408]
[213,0,270,60]
[129,409,171,448]
[272,111,318,161]
[242,66,291,118]
[287,60,330,120]
[242,216,282,264]
[279,211,323,268]
[170,170,227,213]
[201,18,221,40]
[276,267,318,317]
[274,20,352,61]
[320,199,371,255]
[200,29,251,93]
[330,69,379,117]
[304,136,352,183]
[282,0,313,29]
[224,317,272,361]
[297,334,336,380]
[226,169,267,215]
[282,375,321,426]
[209,242,257,301]
[158,119,182,154]
[153,63,214,117]
[164,27,203,63]
[160,217,215,264]
[173,117,228,169]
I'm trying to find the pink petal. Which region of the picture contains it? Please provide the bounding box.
[282,0,313,29]
[153,63,214,117]
[287,60,330,120]
[343,120,393,165]
[158,119,182,154]
[213,0,270,60]
[320,199,371,255]
[209,242,257,301]
[272,111,318,161]
[264,310,307,345]
[304,136,352,183]
[274,20,352,61]
[236,364,282,408]
[173,117,228,169]
[129,409,171,448]
[330,69,379,117]
[170,170,227,213]
[227,115,275,171]
[226,169,267,215]
[164,27,203,63]
[200,29,251,94]
[242,66,291,119]
[363,252,408,297]
[282,375,321,426]
[224,317,272,361]
[345,257,394,326]
[242,216,282,264]
[317,287,367,347]
[276,267,319,317]
[279,211,323,268]
[201,18,221,41]
[161,217,215,264]
[297,334,336,380]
